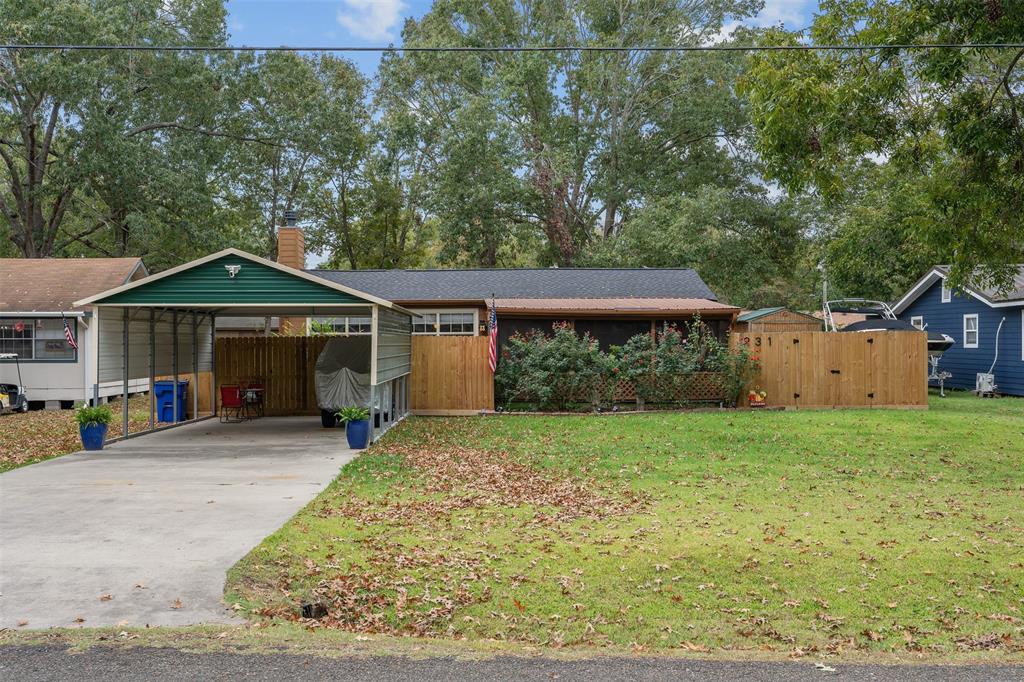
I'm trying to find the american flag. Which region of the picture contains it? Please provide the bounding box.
[63,316,78,351]
[487,298,498,373]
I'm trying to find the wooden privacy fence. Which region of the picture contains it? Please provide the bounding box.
[215,336,331,416]
[410,335,494,413]
[214,335,494,416]
[732,331,928,409]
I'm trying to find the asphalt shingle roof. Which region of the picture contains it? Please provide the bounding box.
[0,258,145,313]
[936,264,1024,303]
[310,268,717,303]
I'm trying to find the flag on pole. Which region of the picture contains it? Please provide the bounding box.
[487,298,498,374]
[62,314,78,351]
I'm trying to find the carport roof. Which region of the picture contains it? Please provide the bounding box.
[74,249,411,315]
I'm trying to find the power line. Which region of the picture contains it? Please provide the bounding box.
[2,42,1024,53]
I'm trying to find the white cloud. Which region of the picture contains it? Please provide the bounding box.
[336,0,407,42]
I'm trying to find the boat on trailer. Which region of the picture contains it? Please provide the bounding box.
[822,298,954,356]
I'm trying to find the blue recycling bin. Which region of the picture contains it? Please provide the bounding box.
[154,380,189,422]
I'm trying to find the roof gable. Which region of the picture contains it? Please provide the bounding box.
[893,265,1024,314]
[0,258,146,313]
[76,250,391,308]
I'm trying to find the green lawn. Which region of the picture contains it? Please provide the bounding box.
[227,393,1024,659]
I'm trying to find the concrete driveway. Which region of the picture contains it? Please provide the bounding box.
[0,417,354,629]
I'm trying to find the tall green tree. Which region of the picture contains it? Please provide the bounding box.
[0,0,237,263]
[382,0,763,265]
[224,51,370,260]
[743,0,1024,293]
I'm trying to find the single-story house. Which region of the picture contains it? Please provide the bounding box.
[216,227,740,350]
[733,307,821,333]
[0,257,149,408]
[893,265,1024,396]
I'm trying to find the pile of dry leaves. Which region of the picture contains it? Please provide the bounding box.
[0,396,150,470]
[268,444,645,635]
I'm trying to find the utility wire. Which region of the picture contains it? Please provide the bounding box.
[2,42,1024,53]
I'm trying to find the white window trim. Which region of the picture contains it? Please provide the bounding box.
[314,316,372,336]
[910,316,924,330]
[963,314,979,349]
[0,316,78,362]
[941,279,951,303]
[410,308,479,336]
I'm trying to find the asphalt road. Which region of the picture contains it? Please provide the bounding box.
[1,646,1020,681]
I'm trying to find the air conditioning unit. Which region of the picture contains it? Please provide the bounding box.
[975,373,997,395]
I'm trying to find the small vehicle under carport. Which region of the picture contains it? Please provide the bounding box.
[0,353,29,414]
[315,336,372,428]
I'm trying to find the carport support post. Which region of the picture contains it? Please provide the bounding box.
[149,308,155,430]
[368,384,376,444]
[210,314,216,419]
[172,310,179,423]
[192,311,198,421]
[122,308,130,438]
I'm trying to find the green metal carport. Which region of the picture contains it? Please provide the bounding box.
[73,248,413,443]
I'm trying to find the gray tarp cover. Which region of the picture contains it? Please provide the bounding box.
[315,337,372,411]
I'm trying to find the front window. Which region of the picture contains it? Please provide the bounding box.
[410,310,478,336]
[910,316,924,330]
[347,316,371,334]
[0,318,77,361]
[963,314,979,349]
[315,316,371,335]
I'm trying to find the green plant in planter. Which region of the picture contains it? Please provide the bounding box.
[74,403,114,427]
[334,405,369,424]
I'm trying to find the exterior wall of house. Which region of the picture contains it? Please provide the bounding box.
[0,316,85,406]
[898,279,1024,396]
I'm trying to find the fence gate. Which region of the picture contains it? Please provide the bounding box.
[732,331,928,409]
[410,336,494,413]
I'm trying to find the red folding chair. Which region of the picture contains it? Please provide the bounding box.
[219,385,244,423]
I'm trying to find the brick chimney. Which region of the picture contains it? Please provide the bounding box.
[277,210,307,336]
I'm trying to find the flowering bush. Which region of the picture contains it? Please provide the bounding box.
[496,323,613,410]
[497,318,759,410]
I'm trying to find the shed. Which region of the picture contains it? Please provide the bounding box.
[733,307,822,333]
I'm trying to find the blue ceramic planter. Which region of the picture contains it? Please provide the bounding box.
[345,419,369,449]
[79,423,109,451]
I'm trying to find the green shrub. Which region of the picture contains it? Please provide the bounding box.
[74,403,113,427]
[496,323,612,410]
[335,406,370,424]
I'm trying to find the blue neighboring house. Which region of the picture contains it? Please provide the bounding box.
[893,265,1024,396]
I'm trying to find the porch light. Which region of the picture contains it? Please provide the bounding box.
[225,264,242,278]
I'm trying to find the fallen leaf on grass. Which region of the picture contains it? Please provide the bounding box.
[679,640,710,652]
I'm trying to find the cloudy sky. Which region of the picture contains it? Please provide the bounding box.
[226,0,819,73]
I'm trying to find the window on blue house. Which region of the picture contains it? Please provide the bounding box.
[941,279,951,303]
[910,316,924,330]
[963,314,979,349]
